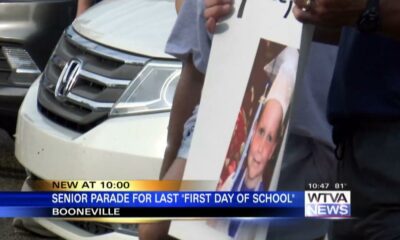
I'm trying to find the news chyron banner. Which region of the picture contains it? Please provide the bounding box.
[169,0,323,239]
[0,180,349,220]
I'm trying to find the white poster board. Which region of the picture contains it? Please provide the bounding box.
[170,0,313,239]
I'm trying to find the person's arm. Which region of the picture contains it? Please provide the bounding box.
[380,0,400,40]
[159,56,204,179]
[175,0,185,12]
[293,0,400,41]
[76,0,93,17]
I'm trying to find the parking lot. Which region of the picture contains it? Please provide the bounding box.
[0,130,49,240]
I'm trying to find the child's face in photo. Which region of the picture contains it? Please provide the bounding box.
[247,100,282,180]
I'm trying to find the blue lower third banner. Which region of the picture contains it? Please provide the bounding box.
[0,191,350,218]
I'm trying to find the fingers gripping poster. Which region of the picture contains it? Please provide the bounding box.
[170,0,313,239]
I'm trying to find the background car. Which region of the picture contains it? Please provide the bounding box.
[0,0,76,136]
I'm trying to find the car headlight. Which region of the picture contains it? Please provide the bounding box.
[110,60,181,116]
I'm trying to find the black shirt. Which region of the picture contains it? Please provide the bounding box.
[328,27,400,125]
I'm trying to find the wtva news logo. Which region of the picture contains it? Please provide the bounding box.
[305,191,351,218]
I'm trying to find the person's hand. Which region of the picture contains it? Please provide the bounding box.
[76,0,93,18]
[293,0,367,28]
[175,0,184,13]
[204,0,234,33]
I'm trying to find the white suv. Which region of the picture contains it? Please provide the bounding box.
[15,0,179,238]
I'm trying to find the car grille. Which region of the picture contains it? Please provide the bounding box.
[39,27,150,132]
[0,45,12,83]
[1,44,41,86]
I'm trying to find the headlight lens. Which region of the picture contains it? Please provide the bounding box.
[110,60,181,116]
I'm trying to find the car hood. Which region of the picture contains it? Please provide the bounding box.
[72,0,176,59]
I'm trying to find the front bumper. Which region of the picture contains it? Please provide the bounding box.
[15,76,169,180]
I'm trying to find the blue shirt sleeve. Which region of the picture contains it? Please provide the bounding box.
[165,0,211,74]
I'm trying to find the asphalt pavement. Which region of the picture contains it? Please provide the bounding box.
[0,129,53,240]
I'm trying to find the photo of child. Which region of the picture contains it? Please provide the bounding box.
[212,38,299,240]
